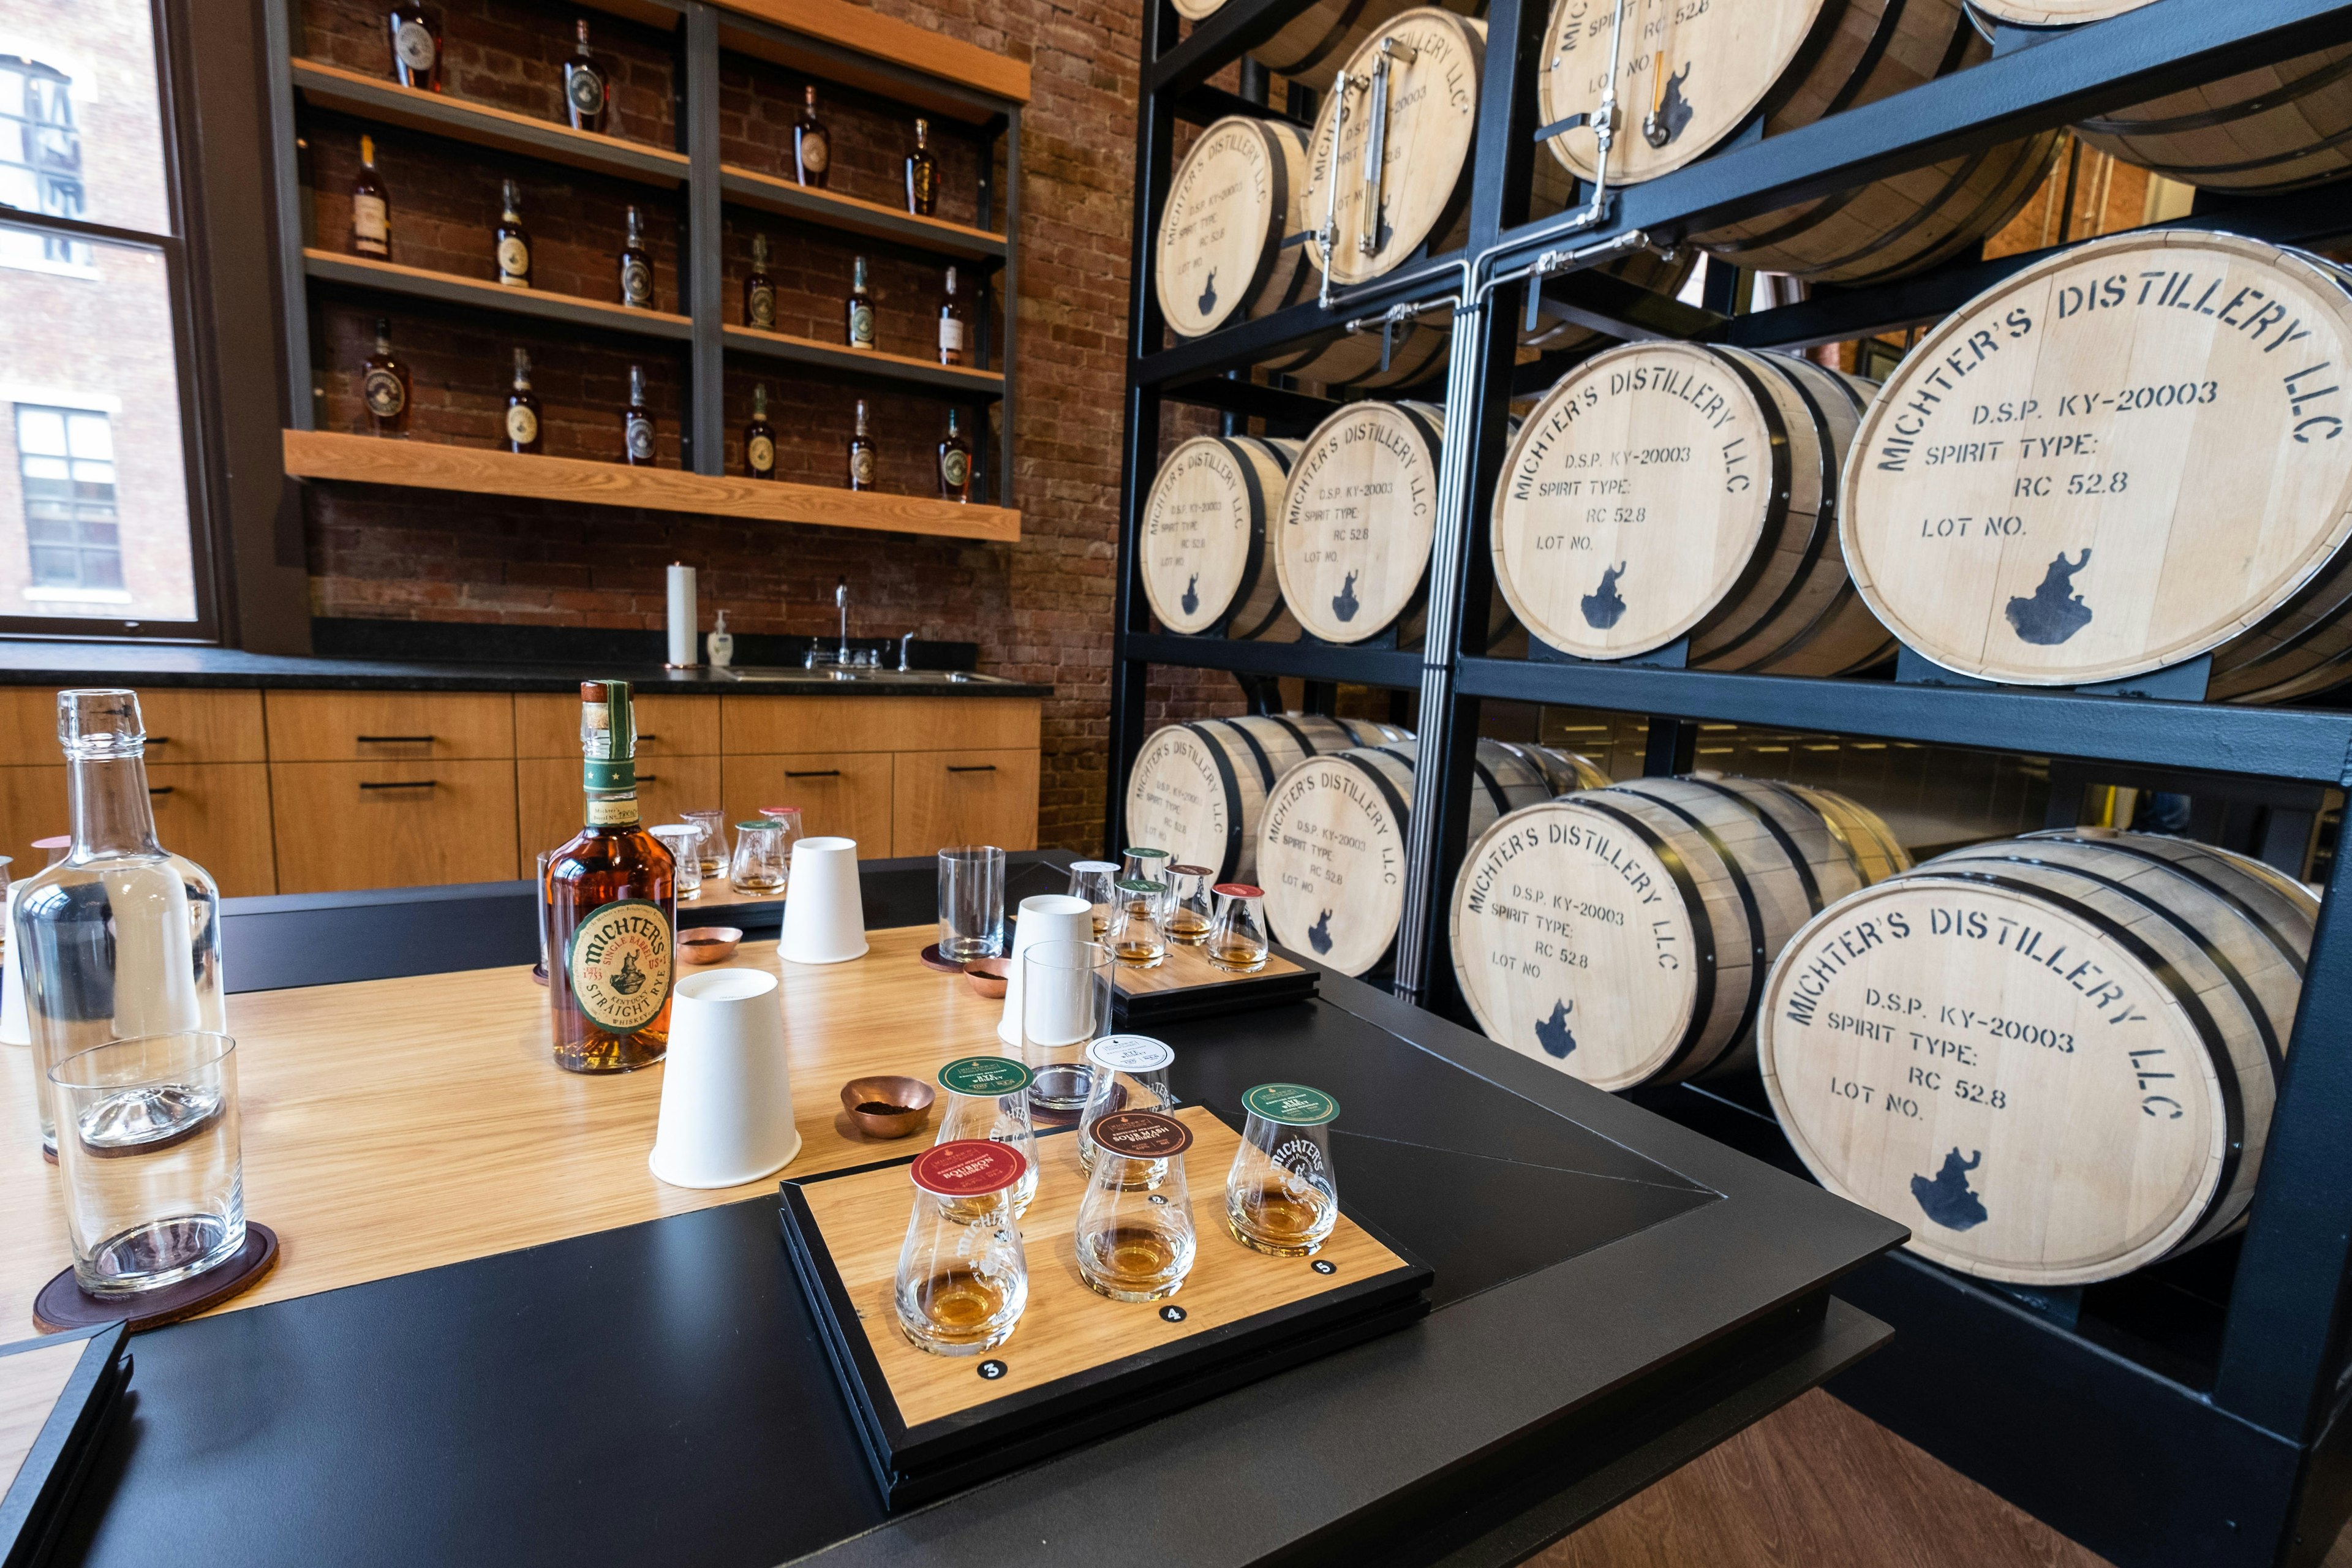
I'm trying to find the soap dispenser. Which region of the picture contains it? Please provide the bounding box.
[706,609,734,669]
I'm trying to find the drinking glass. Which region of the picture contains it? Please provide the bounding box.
[49,1030,244,1296]
[1165,864,1215,946]
[729,820,788,895]
[758,805,807,881]
[1074,1110,1196,1302]
[1226,1082,1341,1257]
[894,1139,1030,1355]
[1107,877,1170,968]
[1067,860,1119,937]
[1020,938,1113,1112]
[934,1055,1038,1216]
[682,810,729,876]
[938,845,1007,961]
[649,824,702,898]
[1079,1035,1177,1180]
[1209,883,1270,973]
[32,836,68,867]
[1120,846,1172,888]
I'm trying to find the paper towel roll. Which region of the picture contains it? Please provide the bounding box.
[666,564,698,666]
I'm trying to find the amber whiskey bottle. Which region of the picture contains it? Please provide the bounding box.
[495,179,531,288]
[363,318,409,435]
[744,233,776,329]
[506,347,543,454]
[847,399,876,491]
[564,18,609,133]
[619,204,654,308]
[937,265,965,367]
[905,117,938,216]
[938,407,972,502]
[745,383,777,480]
[793,85,830,188]
[351,135,391,258]
[622,364,654,465]
[546,680,675,1073]
[846,255,875,350]
[387,5,442,91]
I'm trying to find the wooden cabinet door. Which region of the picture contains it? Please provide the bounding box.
[514,693,720,759]
[892,749,1041,858]
[0,767,66,866]
[722,753,893,856]
[148,763,277,896]
[270,759,519,894]
[265,692,514,761]
[719,696,1040,755]
[516,755,723,874]
[137,691,267,764]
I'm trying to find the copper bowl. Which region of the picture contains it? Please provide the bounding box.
[841,1076,935,1139]
[963,957,1012,998]
[679,926,744,964]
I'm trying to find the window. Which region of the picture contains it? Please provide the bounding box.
[0,56,86,266]
[15,405,123,598]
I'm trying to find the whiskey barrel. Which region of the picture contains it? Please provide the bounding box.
[1491,342,1891,675]
[1276,400,1447,644]
[1157,116,1315,341]
[1262,312,1453,393]
[1302,10,1485,287]
[1259,739,1607,976]
[1242,0,1480,74]
[1840,230,2352,699]
[1141,435,1302,638]
[1123,714,1411,884]
[1449,777,1910,1090]
[1757,829,2316,1286]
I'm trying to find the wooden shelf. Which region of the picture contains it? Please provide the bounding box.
[292,59,690,187]
[284,428,1020,543]
[303,249,695,340]
[714,0,1030,120]
[722,323,1003,396]
[719,162,1005,260]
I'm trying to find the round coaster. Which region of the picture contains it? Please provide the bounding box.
[917,944,967,974]
[33,1221,280,1335]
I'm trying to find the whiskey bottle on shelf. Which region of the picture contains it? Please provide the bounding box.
[847,399,876,491]
[619,205,654,309]
[622,364,654,465]
[363,318,409,435]
[793,85,830,188]
[745,383,777,480]
[745,233,775,330]
[846,255,875,350]
[938,407,973,502]
[546,680,675,1074]
[506,347,543,454]
[387,4,442,92]
[351,134,391,258]
[564,18,609,134]
[938,265,965,367]
[495,179,531,288]
[905,117,938,216]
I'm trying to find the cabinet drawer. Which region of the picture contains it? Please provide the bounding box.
[722,753,892,856]
[265,692,514,761]
[514,693,720,759]
[270,760,519,894]
[147,763,276,897]
[0,687,265,764]
[0,766,66,865]
[720,696,1040,755]
[516,755,723,873]
[892,750,1040,859]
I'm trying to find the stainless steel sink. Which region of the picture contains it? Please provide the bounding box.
[712,666,1012,686]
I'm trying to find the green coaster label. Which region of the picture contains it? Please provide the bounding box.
[1243,1083,1340,1126]
[939,1055,1034,1096]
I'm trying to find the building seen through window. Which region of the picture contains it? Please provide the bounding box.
[0,55,86,266]
[14,405,123,595]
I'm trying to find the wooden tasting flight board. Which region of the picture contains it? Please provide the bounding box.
[783,1104,1430,1504]
[1110,937,1316,1025]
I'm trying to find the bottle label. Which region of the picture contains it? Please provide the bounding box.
[565,899,673,1035]
[849,301,874,348]
[394,19,436,71]
[363,367,406,420]
[940,318,966,352]
[497,236,530,282]
[747,282,775,329]
[941,447,970,489]
[800,130,829,176]
[586,795,639,826]
[353,195,388,251]
[622,258,652,307]
[748,432,775,473]
[851,447,875,486]
[626,412,654,461]
[507,404,539,447]
[567,64,606,118]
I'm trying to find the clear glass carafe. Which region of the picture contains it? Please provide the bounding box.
[17,690,224,1156]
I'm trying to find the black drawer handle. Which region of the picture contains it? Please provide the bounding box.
[948,764,998,774]
[146,736,170,746]
[786,769,840,778]
[637,733,658,741]
[356,734,435,744]
[360,780,437,790]
[148,786,174,796]
[636,774,659,783]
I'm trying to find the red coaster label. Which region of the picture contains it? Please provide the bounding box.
[1090,1110,1193,1159]
[911,1139,1028,1196]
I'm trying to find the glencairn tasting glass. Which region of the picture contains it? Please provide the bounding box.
[1067,860,1118,936]
[895,1140,1030,1355]
[1226,1083,1341,1257]
[546,682,676,1073]
[17,690,224,1157]
[1074,1110,1197,1302]
[1165,864,1215,946]
[1078,1035,1177,1180]
[728,819,788,895]
[1120,846,1171,887]
[934,1056,1039,1217]
[1208,883,1270,973]
[1107,877,1170,968]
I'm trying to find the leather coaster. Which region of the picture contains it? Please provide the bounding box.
[917,944,968,974]
[34,1221,280,1334]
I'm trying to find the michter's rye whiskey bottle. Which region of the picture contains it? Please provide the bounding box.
[352,134,390,257]
[564,18,609,133]
[938,407,972,502]
[547,681,674,1072]
[847,398,876,491]
[496,179,531,288]
[905,117,938,216]
[363,318,409,434]
[745,233,776,329]
[745,383,777,479]
[794,85,829,187]
[506,347,543,453]
[622,364,655,465]
[619,204,654,308]
[846,255,875,350]
[387,4,442,91]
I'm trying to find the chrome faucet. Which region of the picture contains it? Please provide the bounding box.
[835,576,851,667]
[899,631,916,672]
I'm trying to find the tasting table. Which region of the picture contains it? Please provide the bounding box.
[0,853,1905,1567]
